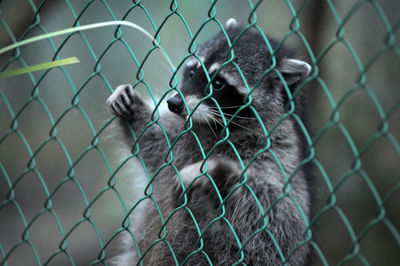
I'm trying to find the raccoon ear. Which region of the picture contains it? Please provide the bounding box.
[277,58,311,86]
[225,18,239,29]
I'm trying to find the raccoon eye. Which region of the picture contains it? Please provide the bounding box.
[212,78,225,91]
[189,69,195,78]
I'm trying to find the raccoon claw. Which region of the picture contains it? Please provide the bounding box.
[107,84,135,117]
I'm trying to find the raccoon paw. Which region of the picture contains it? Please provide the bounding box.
[107,84,136,118]
[173,161,211,202]
[173,159,242,204]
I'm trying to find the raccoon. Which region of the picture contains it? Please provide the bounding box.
[107,18,314,266]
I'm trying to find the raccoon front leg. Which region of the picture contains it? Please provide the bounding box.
[107,84,169,173]
[172,160,310,265]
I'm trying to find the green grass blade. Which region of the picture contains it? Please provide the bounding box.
[0,21,175,71]
[0,57,79,79]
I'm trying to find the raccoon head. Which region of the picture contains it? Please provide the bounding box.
[167,18,311,131]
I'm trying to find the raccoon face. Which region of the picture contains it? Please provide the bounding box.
[167,55,250,125]
[167,18,311,129]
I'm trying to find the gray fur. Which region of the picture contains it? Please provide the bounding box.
[107,19,313,265]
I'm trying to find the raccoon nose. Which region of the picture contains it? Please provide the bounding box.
[167,96,184,114]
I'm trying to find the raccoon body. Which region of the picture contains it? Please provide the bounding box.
[107,18,313,266]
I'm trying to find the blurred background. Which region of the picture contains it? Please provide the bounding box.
[0,0,399,265]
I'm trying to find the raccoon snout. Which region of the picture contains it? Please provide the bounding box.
[167,96,184,114]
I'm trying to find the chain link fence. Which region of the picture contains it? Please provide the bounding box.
[0,0,399,265]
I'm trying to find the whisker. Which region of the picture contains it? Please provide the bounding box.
[208,110,251,130]
[209,115,239,142]
[208,109,256,121]
[208,110,253,131]
[210,107,256,120]
[207,110,227,123]
[211,114,226,128]
[219,105,249,109]
[227,119,252,131]
[199,111,219,139]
